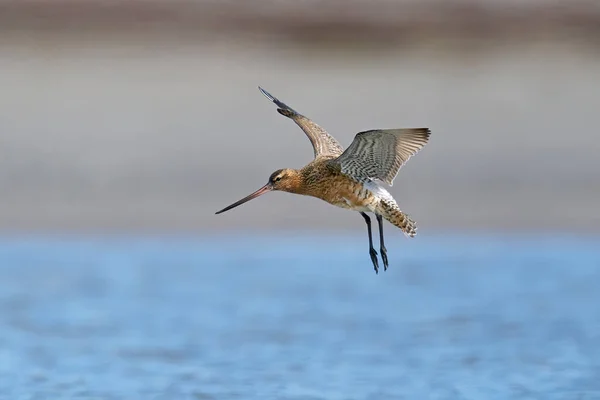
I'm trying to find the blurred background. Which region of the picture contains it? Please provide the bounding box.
[0,1,599,399]
[1,0,599,233]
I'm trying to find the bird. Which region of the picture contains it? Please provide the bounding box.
[216,87,431,273]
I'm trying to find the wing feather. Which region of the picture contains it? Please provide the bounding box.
[332,128,430,185]
[258,87,344,158]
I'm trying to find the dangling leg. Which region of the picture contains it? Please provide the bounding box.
[376,214,388,271]
[360,212,379,274]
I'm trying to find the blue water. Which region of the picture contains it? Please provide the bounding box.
[0,234,598,399]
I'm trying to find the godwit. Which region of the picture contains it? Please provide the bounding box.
[216,87,430,273]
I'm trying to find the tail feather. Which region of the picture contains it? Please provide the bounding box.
[379,200,417,238]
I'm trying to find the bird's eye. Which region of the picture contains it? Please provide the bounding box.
[275,176,282,182]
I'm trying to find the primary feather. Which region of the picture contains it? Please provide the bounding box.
[258,86,344,159]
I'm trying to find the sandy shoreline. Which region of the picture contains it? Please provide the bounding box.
[0,0,599,45]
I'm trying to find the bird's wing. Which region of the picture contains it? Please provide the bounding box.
[331,128,430,185]
[258,87,344,159]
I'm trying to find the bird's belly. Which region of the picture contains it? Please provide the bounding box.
[328,187,378,212]
[338,199,372,212]
[314,179,396,214]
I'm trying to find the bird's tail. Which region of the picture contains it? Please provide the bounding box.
[378,200,417,238]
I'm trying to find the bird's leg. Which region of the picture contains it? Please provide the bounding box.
[376,214,388,271]
[360,212,379,274]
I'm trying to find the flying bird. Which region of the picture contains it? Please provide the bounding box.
[216,87,430,273]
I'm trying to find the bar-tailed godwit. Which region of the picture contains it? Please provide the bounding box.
[216,87,430,273]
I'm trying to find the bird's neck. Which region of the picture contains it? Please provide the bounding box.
[282,169,306,194]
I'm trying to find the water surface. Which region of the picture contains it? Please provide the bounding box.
[0,234,598,399]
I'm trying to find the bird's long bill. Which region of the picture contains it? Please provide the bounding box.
[215,184,272,214]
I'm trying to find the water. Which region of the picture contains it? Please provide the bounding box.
[0,234,598,399]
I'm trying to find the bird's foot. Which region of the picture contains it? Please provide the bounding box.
[380,246,388,271]
[369,248,379,274]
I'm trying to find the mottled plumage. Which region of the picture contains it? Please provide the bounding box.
[216,87,431,273]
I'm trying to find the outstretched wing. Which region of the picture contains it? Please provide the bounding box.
[331,128,430,186]
[258,87,344,159]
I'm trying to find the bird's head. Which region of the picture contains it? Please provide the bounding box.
[215,168,302,214]
[267,168,302,192]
